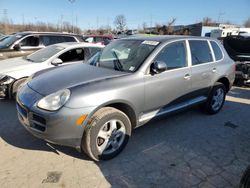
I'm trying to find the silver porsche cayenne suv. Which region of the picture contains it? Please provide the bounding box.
[16,36,235,161]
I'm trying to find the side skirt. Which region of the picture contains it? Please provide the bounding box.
[138,96,207,126]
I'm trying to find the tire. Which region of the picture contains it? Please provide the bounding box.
[240,165,250,188]
[11,78,27,99]
[201,82,226,115]
[82,107,131,161]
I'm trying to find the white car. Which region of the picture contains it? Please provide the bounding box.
[0,42,104,99]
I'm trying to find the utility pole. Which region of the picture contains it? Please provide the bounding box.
[3,9,8,34]
[68,0,76,33]
[218,11,225,24]
[22,14,25,26]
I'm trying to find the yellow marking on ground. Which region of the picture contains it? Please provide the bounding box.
[226,96,250,105]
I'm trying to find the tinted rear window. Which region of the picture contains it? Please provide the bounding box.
[210,41,223,61]
[189,40,213,65]
[41,36,64,46]
[63,36,76,42]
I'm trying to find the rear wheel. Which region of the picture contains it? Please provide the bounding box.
[240,165,250,188]
[82,107,131,161]
[201,82,226,114]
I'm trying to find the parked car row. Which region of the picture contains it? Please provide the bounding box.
[0,42,104,98]
[0,32,84,60]
[82,35,113,45]
[9,35,234,161]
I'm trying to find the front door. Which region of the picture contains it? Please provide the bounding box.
[144,40,192,113]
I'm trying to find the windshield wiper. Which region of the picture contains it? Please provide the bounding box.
[112,51,123,71]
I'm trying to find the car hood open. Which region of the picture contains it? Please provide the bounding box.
[223,35,250,61]
[28,63,128,96]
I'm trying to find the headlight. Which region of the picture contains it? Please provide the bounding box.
[37,89,71,111]
[0,74,15,85]
[0,74,6,80]
[0,75,15,98]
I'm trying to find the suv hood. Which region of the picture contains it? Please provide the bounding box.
[223,35,250,61]
[0,57,34,74]
[28,63,128,96]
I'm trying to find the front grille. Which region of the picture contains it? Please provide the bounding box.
[17,96,47,132]
[30,123,46,132]
[30,114,46,132]
[32,114,46,125]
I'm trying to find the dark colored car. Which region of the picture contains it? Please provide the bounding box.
[82,35,113,45]
[223,34,250,85]
[0,32,83,60]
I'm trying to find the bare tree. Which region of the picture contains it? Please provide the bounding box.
[167,18,176,27]
[114,14,126,32]
[244,18,250,27]
[202,17,217,26]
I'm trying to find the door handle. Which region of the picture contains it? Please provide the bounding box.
[184,74,191,80]
[212,68,217,73]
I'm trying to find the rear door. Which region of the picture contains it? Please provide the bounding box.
[144,40,192,112]
[188,39,216,97]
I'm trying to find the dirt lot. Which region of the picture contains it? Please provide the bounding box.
[0,86,250,188]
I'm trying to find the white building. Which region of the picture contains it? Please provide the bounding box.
[210,24,250,38]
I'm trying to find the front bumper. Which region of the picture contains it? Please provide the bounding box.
[16,84,96,149]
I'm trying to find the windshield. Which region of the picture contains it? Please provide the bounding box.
[0,34,22,48]
[26,45,65,62]
[87,39,159,72]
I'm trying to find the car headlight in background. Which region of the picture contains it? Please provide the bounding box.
[0,74,15,98]
[0,74,15,85]
[37,89,71,111]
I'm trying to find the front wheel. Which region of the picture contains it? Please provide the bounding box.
[240,165,250,188]
[201,82,226,114]
[82,107,131,161]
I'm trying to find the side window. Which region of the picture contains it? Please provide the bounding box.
[95,37,104,43]
[19,36,39,47]
[154,41,187,70]
[103,38,111,45]
[41,36,64,46]
[58,48,85,63]
[84,37,94,43]
[40,36,50,46]
[189,40,212,65]
[210,41,223,61]
[89,47,102,57]
[63,36,76,42]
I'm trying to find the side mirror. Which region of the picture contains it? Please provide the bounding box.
[13,44,21,51]
[51,58,63,66]
[150,61,167,74]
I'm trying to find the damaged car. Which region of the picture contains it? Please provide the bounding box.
[223,34,250,86]
[0,42,103,99]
